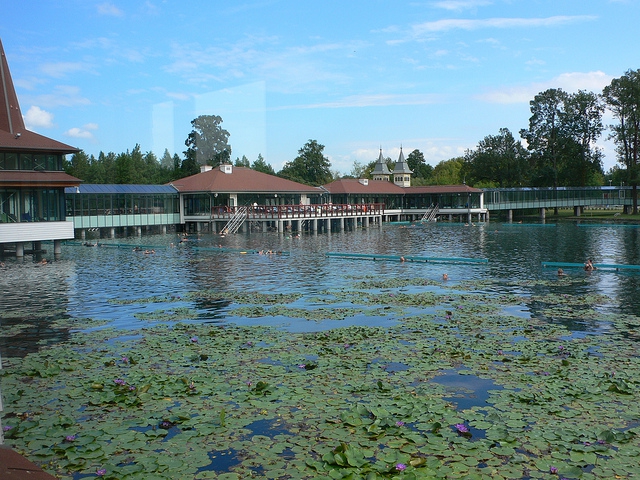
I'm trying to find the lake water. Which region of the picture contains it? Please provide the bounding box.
[2,219,640,359]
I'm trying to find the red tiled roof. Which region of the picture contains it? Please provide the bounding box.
[0,170,81,187]
[322,179,483,195]
[322,178,406,195]
[170,166,322,194]
[0,39,79,153]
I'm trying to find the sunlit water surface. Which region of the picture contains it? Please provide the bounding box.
[2,220,640,358]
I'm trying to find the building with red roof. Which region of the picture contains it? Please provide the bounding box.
[0,39,81,257]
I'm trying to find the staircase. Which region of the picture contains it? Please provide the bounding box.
[421,204,439,223]
[221,206,248,234]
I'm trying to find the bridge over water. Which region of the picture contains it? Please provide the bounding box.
[64,185,636,239]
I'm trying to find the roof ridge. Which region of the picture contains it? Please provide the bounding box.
[0,38,26,134]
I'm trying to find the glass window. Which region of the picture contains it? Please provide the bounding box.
[33,154,46,170]
[5,153,17,170]
[20,153,33,170]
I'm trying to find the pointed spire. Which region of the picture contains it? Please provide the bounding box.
[372,146,391,176]
[393,146,412,174]
[0,38,25,135]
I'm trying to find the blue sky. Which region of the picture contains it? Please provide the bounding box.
[2,0,638,175]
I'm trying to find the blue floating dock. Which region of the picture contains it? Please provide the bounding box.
[542,261,640,270]
[193,246,290,256]
[501,223,556,227]
[577,224,640,228]
[326,252,487,264]
[64,241,166,249]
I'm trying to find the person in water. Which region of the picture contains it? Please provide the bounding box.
[584,259,596,271]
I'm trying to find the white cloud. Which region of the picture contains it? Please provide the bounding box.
[40,62,88,78]
[431,0,493,11]
[280,93,443,110]
[97,2,124,16]
[23,85,91,108]
[23,106,54,129]
[65,123,98,139]
[477,71,613,104]
[412,15,597,35]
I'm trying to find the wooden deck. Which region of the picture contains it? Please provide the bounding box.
[0,446,57,479]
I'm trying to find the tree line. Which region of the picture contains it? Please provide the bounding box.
[65,69,640,202]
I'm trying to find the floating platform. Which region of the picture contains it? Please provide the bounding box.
[326,252,487,264]
[577,224,640,228]
[501,223,556,227]
[542,261,640,271]
[64,241,165,249]
[192,246,290,256]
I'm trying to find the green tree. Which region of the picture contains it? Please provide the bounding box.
[278,139,332,186]
[603,69,640,213]
[184,115,231,167]
[432,157,464,185]
[251,154,276,175]
[65,151,92,182]
[521,88,604,189]
[235,155,250,167]
[464,128,529,187]
[180,149,201,177]
[348,159,366,179]
[160,149,173,169]
[406,149,433,183]
[560,90,604,186]
[520,88,568,188]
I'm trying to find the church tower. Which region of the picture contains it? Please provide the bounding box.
[371,148,391,181]
[392,147,412,187]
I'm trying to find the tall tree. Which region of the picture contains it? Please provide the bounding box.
[349,159,366,179]
[561,90,604,186]
[278,139,332,186]
[65,151,92,182]
[406,149,433,183]
[520,88,568,188]
[184,115,231,167]
[234,155,250,167]
[432,157,464,185]
[464,128,529,187]
[160,149,173,170]
[603,69,640,213]
[251,154,276,175]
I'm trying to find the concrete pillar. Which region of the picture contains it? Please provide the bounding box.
[312,219,317,231]
[467,213,472,224]
[54,240,62,255]
[363,216,369,228]
[540,208,546,219]
[80,229,86,240]
[486,211,490,222]
[327,219,332,232]
[136,226,142,236]
[162,225,167,234]
[15,242,24,257]
[109,228,115,239]
[278,220,283,233]
[338,218,344,231]
[33,241,42,253]
[574,206,582,217]
[507,210,513,222]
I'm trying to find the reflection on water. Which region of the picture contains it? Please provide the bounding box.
[2,221,640,359]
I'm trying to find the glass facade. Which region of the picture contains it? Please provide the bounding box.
[66,192,180,217]
[0,152,62,171]
[0,188,65,223]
